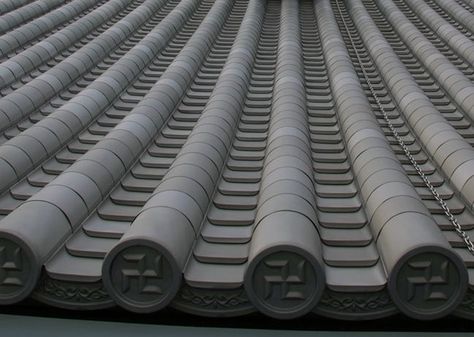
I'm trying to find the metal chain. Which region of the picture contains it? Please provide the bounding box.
[335,0,474,254]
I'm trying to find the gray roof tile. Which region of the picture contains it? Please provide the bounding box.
[0,0,472,323]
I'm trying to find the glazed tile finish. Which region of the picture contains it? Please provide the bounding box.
[405,0,474,66]
[0,0,125,81]
[244,0,324,319]
[431,0,474,34]
[182,0,278,308]
[42,0,216,288]
[0,0,473,322]
[0,0,157,134]
[102,0,262,312]
[0,0,166,192]
[349,0,474,211]
[0,0,66,35]
[0,0,34,16]
[313,0,385,294]
[0,0,194,302]
[321,0,469,320]
[374,0,474,123]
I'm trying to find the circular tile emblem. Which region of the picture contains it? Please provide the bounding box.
[389,250,468,320]
[103,243,180,313]
[245,250,324,319]
[0,237,37,304]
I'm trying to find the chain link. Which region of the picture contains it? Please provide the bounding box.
[335,0,474,254]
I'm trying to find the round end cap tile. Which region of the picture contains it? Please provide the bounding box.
[388,247,468,320]
[0,235,40,304]
[102,240,181,313]
[244,248,325,319]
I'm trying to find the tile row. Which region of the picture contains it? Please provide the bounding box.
[0,0,116,79]
[0,0,473,323]
[312,0,385,301]
[431,0,474,34]
[102,0,260,312]
[39,0,215,297]
[0,0,34,16]
[0,0,65,35]
[349,0,474,210]
[0,0,163,192]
